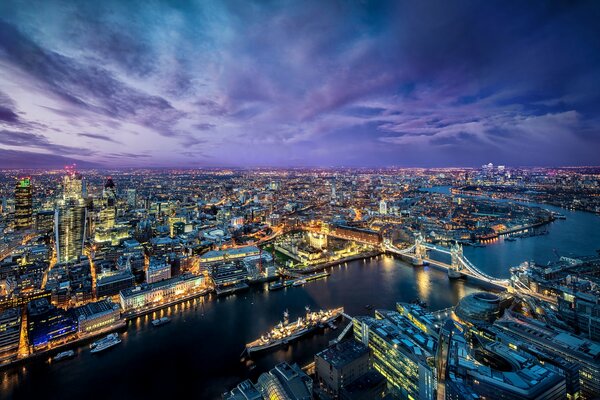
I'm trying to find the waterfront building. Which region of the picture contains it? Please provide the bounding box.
[146,257,171,284]
[307,232,327,249]
[315,340,371,397]
[256,362,313,400]
[14,177,33,230]
[494,311,600,399]
[324,224,381,245]
[27,298,77,349]
[119,273,205,311]
[71,300,120,334]
[223,380,263,400]
[442,320,566,400]
[0,307,21,361]
[454,292,507,325]
[353,309,437,400]
[200,246,260,265]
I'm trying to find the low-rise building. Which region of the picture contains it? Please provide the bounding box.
[146,257,171,284]
[315,340,371,397]
[71,300,120,334]
[120,273,205,311]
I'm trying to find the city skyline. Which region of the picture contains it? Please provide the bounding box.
[1,1,600,168]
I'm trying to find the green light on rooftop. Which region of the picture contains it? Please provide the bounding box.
[19,177,31,187]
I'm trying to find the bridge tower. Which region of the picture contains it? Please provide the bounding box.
[448,242,463,279]
[413,233,426,266]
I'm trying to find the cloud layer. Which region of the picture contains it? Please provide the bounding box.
[0,0,599,167]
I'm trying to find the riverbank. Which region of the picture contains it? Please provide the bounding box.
[288,250,382,274]
[0,320,127,372]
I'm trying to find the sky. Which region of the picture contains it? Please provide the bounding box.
[0,0,599,168]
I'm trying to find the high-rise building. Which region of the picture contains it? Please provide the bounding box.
[379,199,387,215]
[55,171,87,264]
[331,181,337,200]
[0,307,22,361]
[103,177,117,207]
[127,188,137,208]
[15,177,33,230]
[354,309,436,400]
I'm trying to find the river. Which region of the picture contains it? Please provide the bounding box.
[422,186,600,278]
[2,188,599,399]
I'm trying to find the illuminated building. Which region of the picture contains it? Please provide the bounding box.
[96,270,135,298]
[495,312,600,399]
[442,320,566,400]
[353,310,437,400]
[225,363,312,400]
[146,257,171,283]
[72,300,120,334]
[55,172,87,263]
[200,246,260,265]
[168,215,185,237]
[0,307,21,361]
[119,273,205,311]
[454,292,504,325]
[379,199,387,215]
[27,298,77,349]
[35,210,55,233]
[126,188,137,208]
[14,177,33,230]
[256,362,313,400]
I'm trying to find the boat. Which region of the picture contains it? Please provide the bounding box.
[216,282,250,296]
[269,281,284,291]
[505,237,516,242]
[53,350,75,362]
[245,306,344,354]
[152,317,171,327]
[292,279,307,287]
[90,333,121,354]
[90,333,118,349]
[328,321,337,330]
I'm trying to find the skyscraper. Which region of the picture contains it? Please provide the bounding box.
[55,172,87,263]
[127,188,137,208]
[379,199,387,215]
[15,177,33,230]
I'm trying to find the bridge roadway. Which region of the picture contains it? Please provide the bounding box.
[385,243,510,289]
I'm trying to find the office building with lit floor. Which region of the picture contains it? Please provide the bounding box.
[442,319,567,400]
[353,309,437,400]
[0,307,22,361]
[494,311,600,399]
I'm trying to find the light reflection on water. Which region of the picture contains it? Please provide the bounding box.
[2,257,484,400]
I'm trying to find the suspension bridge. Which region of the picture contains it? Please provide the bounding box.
[385,233,511,289]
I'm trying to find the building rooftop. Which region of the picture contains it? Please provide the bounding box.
[316,339,369,369]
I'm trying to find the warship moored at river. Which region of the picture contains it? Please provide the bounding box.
[245,306,344,355]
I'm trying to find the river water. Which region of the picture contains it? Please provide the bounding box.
[2,188,599,400]
[423,186,600,278]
